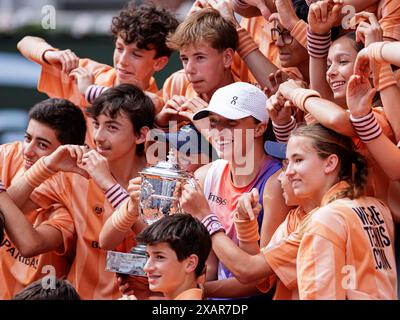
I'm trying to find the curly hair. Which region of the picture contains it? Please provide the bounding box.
[111,2,179,58]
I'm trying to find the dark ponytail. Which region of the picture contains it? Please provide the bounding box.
[352,151,368,198]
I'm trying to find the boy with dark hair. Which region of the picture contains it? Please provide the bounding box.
[86,83,155,156]
[4,84,155,299]
[28,98,87,147]
[0,98,85,299]
[111,3,177,61]
[136,214,211,300]
[17,2,178,147]
[12,278,80,300]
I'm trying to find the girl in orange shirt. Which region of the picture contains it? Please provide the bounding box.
[180,123,397,299]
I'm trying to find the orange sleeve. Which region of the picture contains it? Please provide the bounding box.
[376,63,397,91]
[378,0,400,41]
[18,37,85,106]
[290,20,308,49]
[261,232,300,290]
[40,204,76,256]
[29,174,68,209]
[0,142,23,186]
[372,107,395,141]
[29,175,77,256]
[37,58,113,107]
[160,70,188,102]
[255,274,277,293]
[236,27,259,60]
[38,60,86,106]
[255,220,287,293]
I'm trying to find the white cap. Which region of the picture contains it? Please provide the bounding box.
[193,82,269,123]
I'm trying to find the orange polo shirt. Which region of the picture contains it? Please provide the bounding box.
[30,172,136,300]
[0,141,73,299]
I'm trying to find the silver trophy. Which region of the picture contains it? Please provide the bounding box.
[105,244,148,276]
[139,149,194,225]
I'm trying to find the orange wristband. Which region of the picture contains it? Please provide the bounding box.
[111,199,139,233]
[376,63,397,91]
[236,28,259,60]
[233,211,260,243]
[24,157,56,189]
[290,88,321,112]
[291,20,308,49]
[368,41,390,64]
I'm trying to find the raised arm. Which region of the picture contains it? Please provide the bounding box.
[355,42,400,76]
[354,13,400,141]
[347,73,400,181]
[278,80,357,137]
[17,36,79,74]
[209,0,279,89]
[99,177,147,250]
[231,0,276,19]
[8,145,88,211]
[307,0,344,100]
[180,180,274,284]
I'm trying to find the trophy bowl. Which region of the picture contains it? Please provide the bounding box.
[139,149,192,225]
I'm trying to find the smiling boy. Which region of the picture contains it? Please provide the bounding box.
[3,84,155,299]
[137,214,211,300]
[0,98,86,299]
[17,3,178,147]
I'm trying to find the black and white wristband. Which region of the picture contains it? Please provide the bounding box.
[105,183,129,209]
[201,214,225,236]
[350,111,383,143]
[272,116,297,144]
[307,28,331,58]
[85,85,109,104]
